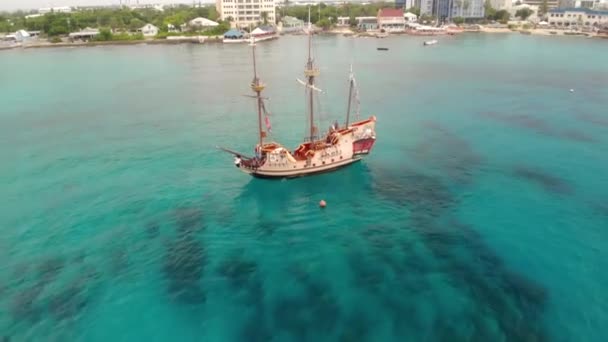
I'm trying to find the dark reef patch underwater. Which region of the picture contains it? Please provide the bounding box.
[1,35,607,341]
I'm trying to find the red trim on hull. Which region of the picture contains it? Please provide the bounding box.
[353,138,376,155]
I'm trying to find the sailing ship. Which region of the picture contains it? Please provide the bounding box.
[218,19,377,178]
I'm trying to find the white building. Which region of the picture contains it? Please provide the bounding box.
[167,24,179,33]
[189,17,220,28]
[140,24,159,37]
[13,30,31,42]
[404,0,417,9]
[377,8,406,32]
[451,0,486,19]
[490,0,512,11]
[595,1,608,10]
[68,27,99,41]
[216,0,276,29]
[38,6,72,14]
[404,12,418,22]
[419,0,434,16]
[510,4,541,21]
[547,8,608,27]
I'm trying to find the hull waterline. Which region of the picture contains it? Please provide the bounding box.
[249,158,362,179]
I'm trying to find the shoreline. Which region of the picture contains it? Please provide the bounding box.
[1,29,605,52]
[0,36,225,51]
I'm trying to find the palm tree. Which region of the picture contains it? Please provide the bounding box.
[260,11,268,25]
[463,0,471,21]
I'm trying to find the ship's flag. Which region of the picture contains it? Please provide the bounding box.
[265,115,272,133]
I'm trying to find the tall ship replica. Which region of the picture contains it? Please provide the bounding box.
[219,21,377,178]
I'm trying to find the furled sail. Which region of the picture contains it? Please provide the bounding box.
[296,78,322,93]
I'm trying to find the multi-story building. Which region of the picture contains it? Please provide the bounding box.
[216,0,276,29]
[417,0,485,20]
[522,0,559,11]
[418,0,434,16]
[560,0,601,9]
[595,1,608,10]
[396,0,417,9]
[547,7,608,26]
[450,0,486,19]
[490,0,512,10]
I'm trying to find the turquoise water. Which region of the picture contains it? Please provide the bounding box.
[1,34,608,341]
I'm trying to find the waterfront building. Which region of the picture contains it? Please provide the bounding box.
[68,28,100,41]
[595,1,608,10]
[418,0,434,16]
[38,6,72,14]
[358,17,379,31]
[451,0,486,19]
[377,8,406,32]
[140,24,159,37]
[14,30,31,42]
[281,16,305,33]
[416,0,485,20]
[336,17,351,26]
[522,0,559,11]
[560,0,601,9]
[216,0,276,29]
[167,24,179,33]
[490,0,513,10]
[405,0,417,9]
[404,12,418,22]
[547,7,608,26]
[189,17,220,28]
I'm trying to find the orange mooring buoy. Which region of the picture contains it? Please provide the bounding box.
[319,200,327,208]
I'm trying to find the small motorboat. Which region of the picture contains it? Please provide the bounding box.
[377,47,389,51]
[423,39,438,46]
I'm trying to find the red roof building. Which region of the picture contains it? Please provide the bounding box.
[377,8,406,32]
[378,8,405,18]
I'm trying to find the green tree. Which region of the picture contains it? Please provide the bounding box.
[260,11,268,25]
[406,7,420,16]
[463,0,471,17]
[484,0,496,20]
[129,18,145,31]
[208,7,219,21]
[453,16,465,24]
[95,28,113,41]
[494,9,510,23]
[420,13,434,23]
[47,16,70,36]
[109,17,122,31]
[515,8,533,21]
[539,0,548,17]
[316,17,331,30]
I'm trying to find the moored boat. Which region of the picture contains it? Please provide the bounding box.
[219,14,377,178]
[251,26,279,42]
[423,39,438,46]
[223,28,247,43]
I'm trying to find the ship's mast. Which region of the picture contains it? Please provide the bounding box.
[250,36,265,148]
[345,64,354,127]
[304,6,319,141]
